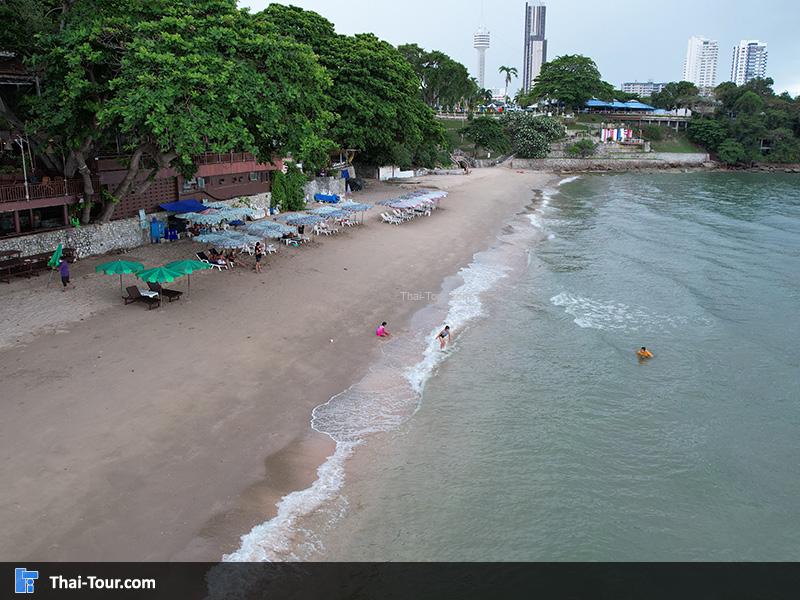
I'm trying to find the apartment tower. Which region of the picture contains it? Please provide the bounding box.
[522,1,547,93]
[683,36,719,92]
[731,40,768,85]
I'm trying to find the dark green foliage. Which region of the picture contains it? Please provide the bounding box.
[462,118,511,157]
[398,44,478,110]
[271,165,307,212]
[650,81,700,110]
[264,7,446,168]
[717,140,747,165]
[523,55,612,110]
[567,138,597,158]
[674,78,800,164]
[688,119,728,151]
[501,113,565,158]
[641,125,665,142]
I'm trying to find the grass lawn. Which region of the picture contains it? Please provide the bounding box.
[651,134,704,153]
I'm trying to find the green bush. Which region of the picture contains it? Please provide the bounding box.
[641,125,664,141]
[501,113,565,159]
[567,138,597,158]
[717,139,747,165]
[271,164,308,211]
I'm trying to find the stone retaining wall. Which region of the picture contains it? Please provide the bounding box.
[0,191,275,260]
[510,153,710,172]
[304,176,346,199]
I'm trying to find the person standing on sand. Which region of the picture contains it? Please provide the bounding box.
[376,322,390,338]
[58,258,72,292]
[254,242,265,273]
[436,325,451,350]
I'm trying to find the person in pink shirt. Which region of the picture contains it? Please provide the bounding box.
[376,322,390,338]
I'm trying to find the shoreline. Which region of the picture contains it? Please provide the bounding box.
[1,167,560,561]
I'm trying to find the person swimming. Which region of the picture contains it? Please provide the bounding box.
[436,325,451,350]
[637,346,654,359]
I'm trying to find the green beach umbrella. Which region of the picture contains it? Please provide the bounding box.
[164,259,211,296]
[95,259,145,298]
[47,244,63,269]
[136,265,184,284]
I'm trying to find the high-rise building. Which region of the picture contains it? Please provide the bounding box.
[682,36,719,91]
[730,40,768,85]
[473,27,491,90]
[522,1,547,93]
[621,81,668,97]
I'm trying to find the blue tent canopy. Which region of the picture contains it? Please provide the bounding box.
[160,199,206,213]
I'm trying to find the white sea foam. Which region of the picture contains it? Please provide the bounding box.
[558,175,582,186]
[224,253,513,562]
[550,292,693,331]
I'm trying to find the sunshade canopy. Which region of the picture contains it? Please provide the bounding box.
[137,266,184,283]
[160,199,206,213]
[95,260,145,275]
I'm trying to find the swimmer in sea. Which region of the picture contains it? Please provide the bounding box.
[436,325,451,350]
[637,346,654,360]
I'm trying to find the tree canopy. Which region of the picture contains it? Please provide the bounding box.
[262,6,446,168]
[2,0,333,222]
[500,112,564,158]
[398,44,477,110]
[686,78,800,165]
[524,55,613,110]
[650,81,700,110]
[462,117,511,158]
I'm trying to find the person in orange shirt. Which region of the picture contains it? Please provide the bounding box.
[637,346,654,359]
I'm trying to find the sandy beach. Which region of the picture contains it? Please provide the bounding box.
[0,167,557,561]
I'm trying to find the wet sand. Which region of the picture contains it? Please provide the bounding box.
[0,167,557,561]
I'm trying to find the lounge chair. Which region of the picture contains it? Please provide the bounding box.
[380,213,399,225]
[265,244,277,255]
[123,286,161,310]
[147,282,182,302]
[196,251,228,271]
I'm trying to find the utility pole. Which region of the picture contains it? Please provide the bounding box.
[15,137,30,201]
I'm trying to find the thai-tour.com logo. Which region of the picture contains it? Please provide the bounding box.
[15,568,39,594]
[14,567,156,594]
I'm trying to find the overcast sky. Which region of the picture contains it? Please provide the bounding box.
[241,0,799,97]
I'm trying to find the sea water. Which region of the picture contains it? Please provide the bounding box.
[228,172,800,561]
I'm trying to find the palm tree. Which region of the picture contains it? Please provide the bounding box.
[498,66,518,101]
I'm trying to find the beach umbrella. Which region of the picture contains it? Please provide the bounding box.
[164,259,211,297]
[47,243,63,268]
[95,259,145,298]
[137,265,184,284]
[193,233,226,245]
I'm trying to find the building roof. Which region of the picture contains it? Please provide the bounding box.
[585,99,655,111]
[0,52,35,86]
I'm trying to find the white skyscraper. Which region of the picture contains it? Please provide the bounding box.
[474,27,491,89]
[522,1,547,93]
[683,36,719,91]
[731,40,768,85]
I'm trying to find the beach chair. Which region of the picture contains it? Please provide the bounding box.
[123,286,161,310]
[381,213,402,225]
[196,251,228,271]
[147,282,182,302]
[265,244,277,255]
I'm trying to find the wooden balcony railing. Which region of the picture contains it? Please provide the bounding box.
[0,178,89,204]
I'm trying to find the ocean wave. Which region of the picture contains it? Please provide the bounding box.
[558,175,582,186]
[224,255,512,562]
[550,292,694,332]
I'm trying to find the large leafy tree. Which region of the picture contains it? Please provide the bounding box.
[650,81,700,110]
[500,113,564,158]
[398,44,476,110]
[525,55,612,110]
[9,0,332,222]
[263,6,446,168]
[462,117,511,158]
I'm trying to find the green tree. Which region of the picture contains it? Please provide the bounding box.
[264,7,446,168]
[462,117,511,157]
[688,119,729,151]
[498,66,518,100]
[733,91,765,116]
[650,81,700,110]
[526,55,610,111]
[501,113,564,158]
[16,0,333,222]
[398,44,476,110]
[717,139,747,165]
